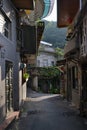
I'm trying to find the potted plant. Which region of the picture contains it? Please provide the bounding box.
[23,72,30,81]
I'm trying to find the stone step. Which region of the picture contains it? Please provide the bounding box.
[0,111,19,130]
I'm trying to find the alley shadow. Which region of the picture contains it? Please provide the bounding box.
[24,88,76,112]
[26,88,62,101]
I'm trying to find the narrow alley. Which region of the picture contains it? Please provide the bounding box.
[6,89,87,130]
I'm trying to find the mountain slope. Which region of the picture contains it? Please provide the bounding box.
[42,21,67,48]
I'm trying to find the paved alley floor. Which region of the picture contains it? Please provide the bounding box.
[7,89,87,130]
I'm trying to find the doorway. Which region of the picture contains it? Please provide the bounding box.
[5,61,13,114]
[67,68,72,101]
[80,65,87,115]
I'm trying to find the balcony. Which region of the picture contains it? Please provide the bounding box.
[64,37,79,56]
[20,22,45,64]
[21,25,36,56]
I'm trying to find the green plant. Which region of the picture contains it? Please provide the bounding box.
[38,66,60,79]
[23,73,30,80]
[49,88,60,94]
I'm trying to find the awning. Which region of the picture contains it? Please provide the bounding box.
[57,0,80,27]
[42,0,50,18]
[22,0,44,26]
[11,0,34,10]
[13,0,54,25]
[47,0,55,16]
[42,0,55,18]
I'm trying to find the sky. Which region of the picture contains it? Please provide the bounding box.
[43,0,57,21]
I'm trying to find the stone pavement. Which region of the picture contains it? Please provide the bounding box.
[6,88,87,130]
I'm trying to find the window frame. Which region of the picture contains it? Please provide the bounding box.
[72,66,78,90]
[43,59,48,67]
[4,18,11,39]
[0,9,12,40]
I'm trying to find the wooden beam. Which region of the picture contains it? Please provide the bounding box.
[11,0,34,10]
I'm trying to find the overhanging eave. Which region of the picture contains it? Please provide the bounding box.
[11,0,34,10]
[57,0,80,27]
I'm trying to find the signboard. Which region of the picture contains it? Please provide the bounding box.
[57,0,80,27]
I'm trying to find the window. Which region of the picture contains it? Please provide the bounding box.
[43,59,48,67]
[16,28,23,50]
[37,60,40,67]
[72,66,78,89]
[4,19,11,39]
[79,24,83,45]
[51,61,54,66]
[82,18,87,43]
[17,28,23,43]
[0,11,11,39]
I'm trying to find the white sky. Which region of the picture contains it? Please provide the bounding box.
[43,0,57,21]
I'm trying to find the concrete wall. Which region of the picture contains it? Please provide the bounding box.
[37,52,57,67]
[32,76,38,91]
[65,61,81,108]
[72,90,80,108]
[37,42,57,67]
[0,0,20,122]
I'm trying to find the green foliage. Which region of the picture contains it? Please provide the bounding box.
[23,73,30,80]
[38,66,60,79]
[42,20,67,48]
[38,67,61,93]
[55,47,64,56]
[49,88,60,94]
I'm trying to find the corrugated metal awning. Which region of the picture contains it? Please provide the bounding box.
[14,0,54,25]
[42,0,50,18]
[57,0,80,27]
[42,0,55,18]
[11,0,34,10]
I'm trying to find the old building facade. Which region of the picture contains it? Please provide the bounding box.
[0,0,54,124]
[0,0,20,123]
[37,41,57,67]
[64,0,87,115]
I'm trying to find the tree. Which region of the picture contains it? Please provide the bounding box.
[42,20,67,48]
[38,66,60,93]
[55,47,64,56]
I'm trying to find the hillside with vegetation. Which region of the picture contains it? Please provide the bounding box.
[42,20,67,48]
